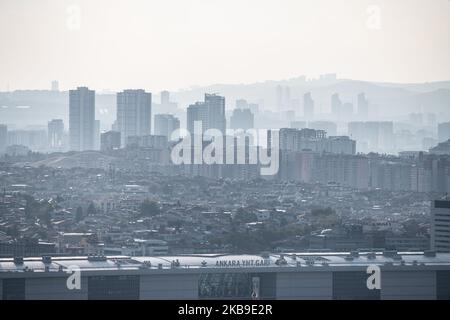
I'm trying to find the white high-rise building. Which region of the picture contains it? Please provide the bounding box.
[117,89,152,147]
[431,200,450,253]
[69,87,95,151]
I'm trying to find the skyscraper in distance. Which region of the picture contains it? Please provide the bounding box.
[205,93,226,135]
[276,85,292,111]
[438,123,450,143]
[235,99,248,109]
[116,89,152,147]
[303,92,314,120]
[247,103,259,115]
[187,94,226,137]
[161,90,170,105]
[69,87,95,151]
[154,114,180,140]
[331,93,342,120]
[48,119,64,149]
[348,121,368,153]
[94,120,100,150]
[187,102,208,135]
[357,92,369,119]
[230,108,254,130]
[378,121,394,152]
[0,124,7,153]
[276,85,283,110]
[284,86,291,109]
[157,90,178,114]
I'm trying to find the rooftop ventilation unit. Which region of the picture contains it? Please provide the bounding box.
[383,250,398,258]
[305,259,315,266]
[424,251,436,257]
[13,257,24,265]
[393,254,402,260]
[171,259,180,268]
[87,254,107,262]
[367,252,376,260]
[275,256,288,266]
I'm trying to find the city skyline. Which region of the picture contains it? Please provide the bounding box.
[1,84,448,154]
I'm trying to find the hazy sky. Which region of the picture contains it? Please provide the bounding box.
[1,0,449,91]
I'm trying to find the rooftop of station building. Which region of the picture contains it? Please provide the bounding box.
[1,251,450,273]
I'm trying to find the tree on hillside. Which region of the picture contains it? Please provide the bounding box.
[75,206,84,222]
[140,200,160,216]
[311,207,334,216]
[233,207,257,224]
[87,202,97,215]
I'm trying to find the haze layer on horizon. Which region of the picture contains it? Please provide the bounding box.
[1,0,449,92]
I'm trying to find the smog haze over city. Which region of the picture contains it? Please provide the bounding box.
[1,0,450,304]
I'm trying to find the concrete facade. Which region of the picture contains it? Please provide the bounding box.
[276,272,332,299]
[1,252,450,300]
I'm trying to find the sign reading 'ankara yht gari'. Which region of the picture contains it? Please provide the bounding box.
[215,259,271,267]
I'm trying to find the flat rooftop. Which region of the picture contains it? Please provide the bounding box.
[1,252,450,274]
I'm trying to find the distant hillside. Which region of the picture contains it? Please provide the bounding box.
[172,78,450,118]
[14,151,117,169]
[372,81,450,93]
